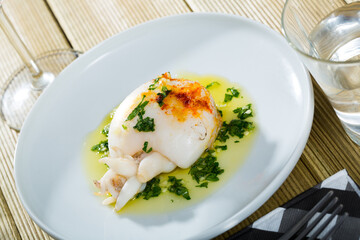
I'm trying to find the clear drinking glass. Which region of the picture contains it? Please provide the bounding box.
[282,0,360,145]
[0,1,80,131]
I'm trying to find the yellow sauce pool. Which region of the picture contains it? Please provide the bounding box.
[83,73,257,214]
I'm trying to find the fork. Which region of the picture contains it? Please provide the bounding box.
[279,191,349,240]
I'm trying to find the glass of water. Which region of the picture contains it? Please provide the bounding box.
[282,0,360,145]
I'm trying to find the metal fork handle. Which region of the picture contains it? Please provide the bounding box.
[321,212,349,240]
[278,191,334,240]
[308,204,344,240]
[295,196,339,240]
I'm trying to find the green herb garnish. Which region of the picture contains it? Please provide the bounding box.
[142,141,153,153]
[227,87,240,97]
[126,95,156,132]
[205,81,220,89]
[135,178,162,200]
[216,119,254,142]
[101,124,110,137]
[148,78,160,90]
[196,182,208,188]
[134,116,155,132]
[215,145,227,151]
[224,87,240,102]
[216,104,254,143]
[233,104,253,119]
[92,124,110,156]
[122,124,127,130]
[224,94,234,103]
[156,86,171,107]
[167,176,191,200]
[189,150,224,184]
[91,140,109,154]
[126,95,148,121]
[216,126,230,142]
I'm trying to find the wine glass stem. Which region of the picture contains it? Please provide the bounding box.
[0,5,42,78]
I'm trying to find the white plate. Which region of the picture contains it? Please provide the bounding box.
[15,13,313,240]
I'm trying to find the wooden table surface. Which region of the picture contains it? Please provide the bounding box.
[0,0,359,239]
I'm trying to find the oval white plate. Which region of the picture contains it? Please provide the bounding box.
[15,13,313,240]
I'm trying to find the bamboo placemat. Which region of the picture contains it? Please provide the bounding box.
[0,0,69,239]
[47,0,191,52]
[0,0,359,239]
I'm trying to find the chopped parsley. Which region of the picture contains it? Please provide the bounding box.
[126,95,155,132]
[91,140,109,155]
[148,78,160,90]
[135,178,162,200]
[205,81,220,89]
[91,123,110,157]
[218,109,223,117]
[224,87,240,102]
[216,119,254,142]
[122,124,127,130]
[101,124,110,137]
[215,145,227,151]
[227,87,240,97]
[216,104,254,143]
[224,94,234,103]
[233,104,253,119]
[189,150,224,184]
[142,141,153,153]
[156,86,171,107]
[196,182,208,188]
[135,176,191,201]
[216,126,230,142]
[134,116,155,132]
[126,95,148,121]
[167,176,191,200]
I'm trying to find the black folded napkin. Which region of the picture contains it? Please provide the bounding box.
[228,170,360,240]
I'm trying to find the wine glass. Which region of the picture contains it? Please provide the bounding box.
[0,2,81,131]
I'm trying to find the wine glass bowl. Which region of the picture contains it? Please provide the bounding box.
[0,49,81,131]
[0,1,81,131]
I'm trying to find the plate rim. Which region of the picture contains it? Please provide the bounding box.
[14,12,314,239]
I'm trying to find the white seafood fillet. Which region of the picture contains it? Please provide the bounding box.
[96,73,221,210]
[115,176,142,211]
[100,156,137,178]
[137,152,176,183]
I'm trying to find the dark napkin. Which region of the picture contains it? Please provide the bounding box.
[227,169,360,240]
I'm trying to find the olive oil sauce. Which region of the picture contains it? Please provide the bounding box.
[82,74,257,214]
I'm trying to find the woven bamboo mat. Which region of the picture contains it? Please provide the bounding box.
[0,0,359,239]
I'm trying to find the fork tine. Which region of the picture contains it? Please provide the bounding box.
[320,212,349,240]
[308,204,343,240]
[278,191,334,240]
[294,197,338,240]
